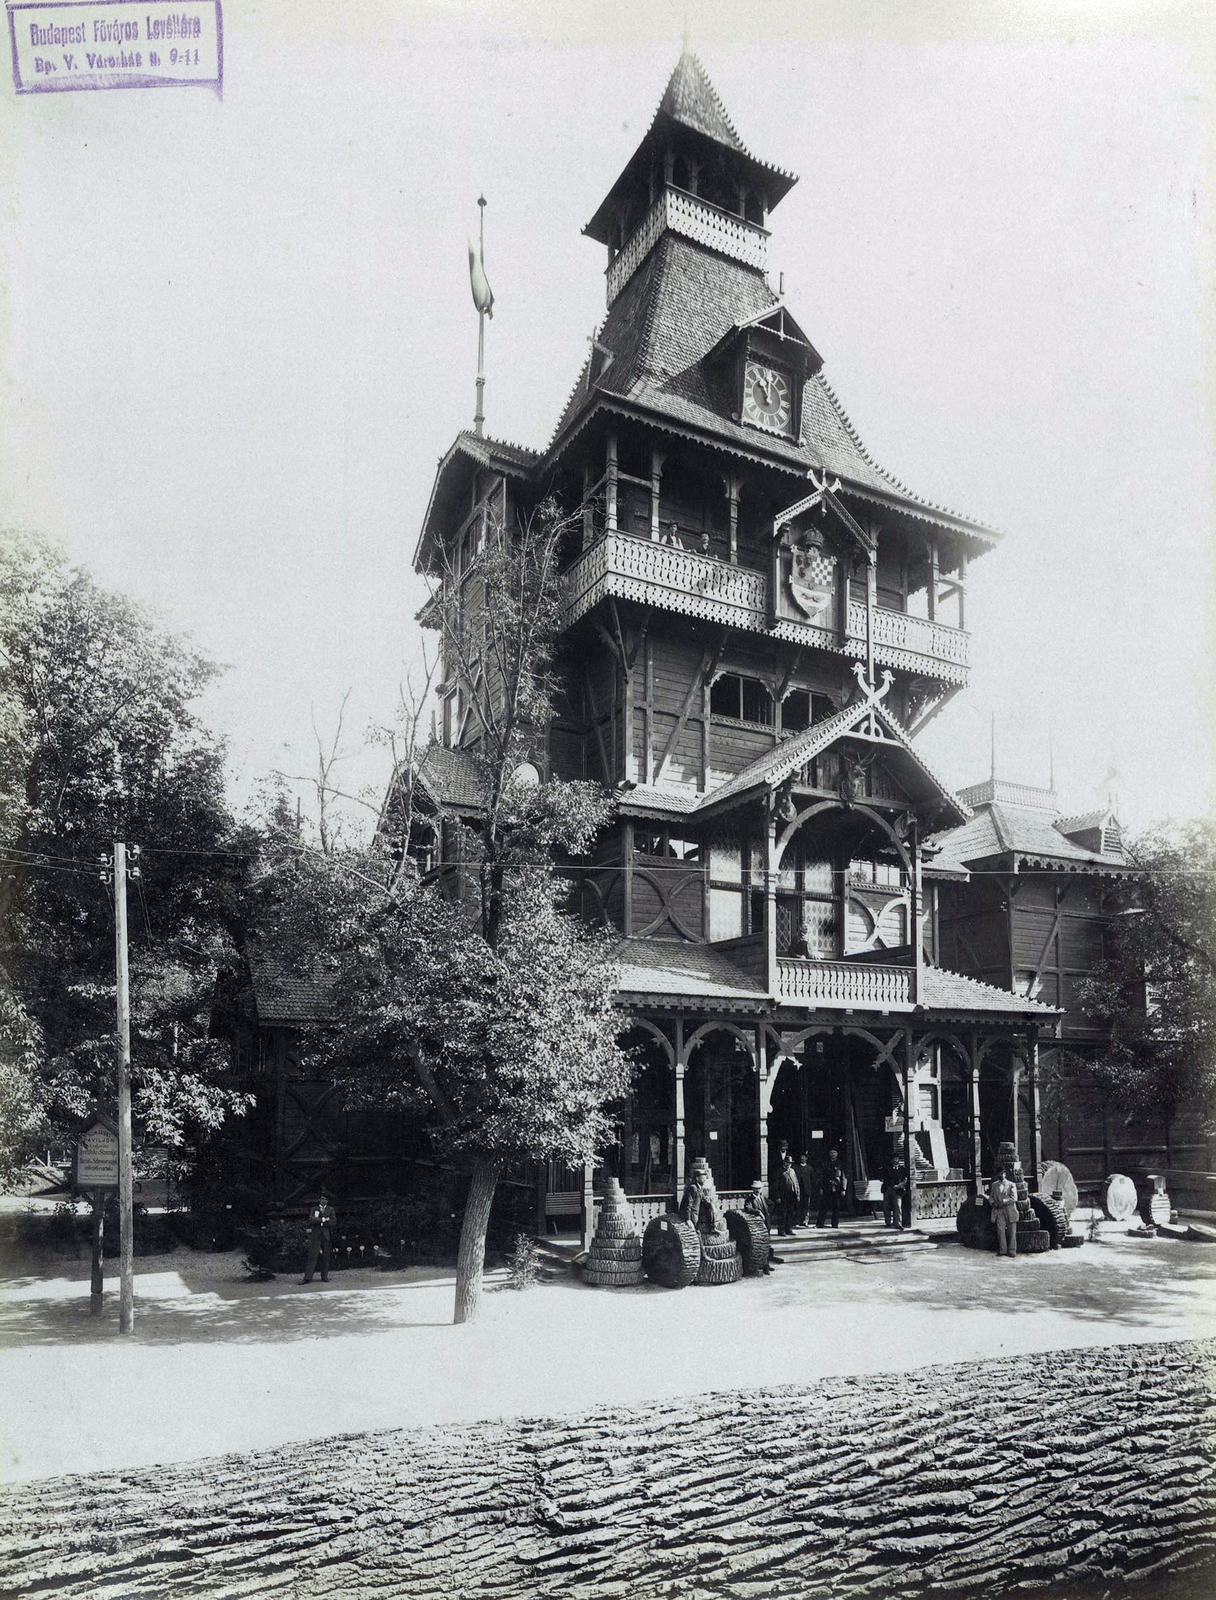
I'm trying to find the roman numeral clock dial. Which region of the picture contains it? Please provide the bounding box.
[742,360,792,433]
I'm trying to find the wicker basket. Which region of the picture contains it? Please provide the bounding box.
[642,1214,702,1289]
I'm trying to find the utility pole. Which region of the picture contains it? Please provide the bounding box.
[114,841,136,1334]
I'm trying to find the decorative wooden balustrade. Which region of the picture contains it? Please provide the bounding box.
[590,1189,752,1229]
[563,533,969,683]
[844,599,969,683]
[606,187,769,304]
[776,958,913,1010]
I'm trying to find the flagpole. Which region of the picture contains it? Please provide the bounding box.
[474,195,486,437]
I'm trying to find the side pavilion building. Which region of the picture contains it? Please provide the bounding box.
[410,52,1058,1228]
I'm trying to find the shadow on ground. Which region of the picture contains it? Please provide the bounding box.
[767,1233,1216,1333]
[0,1266,469,1346]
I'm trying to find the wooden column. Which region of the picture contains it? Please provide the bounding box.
[674,1018,686,1200]
[927,539,938,622]
[649,449,665,541]
[910,819,923,1006]
[864,553,877,684]
[642,634,653,784]
[902,1029,916,1228]
[764,807,779,993]
[755,1027,766,1187]
[605,432,618,534]
[968,1032,983,1195]
[725,476,741,565]
[1010,1060,1021,1161]
[622,818,634,938]
[1026,1027,1042,1190]
[581,459,594,550]
[580,1161,594,1252]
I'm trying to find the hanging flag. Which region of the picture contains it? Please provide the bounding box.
[468,238,494,319]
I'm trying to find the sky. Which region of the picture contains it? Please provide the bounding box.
[1,0,1212,836]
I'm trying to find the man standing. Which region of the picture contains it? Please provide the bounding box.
[988,1168,1020,1258]
[795,1150,815,1226]
[303,1187,337,1284]
[816,1148,847,1229]
[774,1142,801,1236]
[882,1149,907,1229]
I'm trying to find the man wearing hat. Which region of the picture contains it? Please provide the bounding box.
[302,1186,337,1283]
[816,1148,847,1229]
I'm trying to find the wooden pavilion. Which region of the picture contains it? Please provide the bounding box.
[409,50,1061,1237]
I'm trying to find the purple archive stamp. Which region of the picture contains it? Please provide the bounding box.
[8,0,221,93]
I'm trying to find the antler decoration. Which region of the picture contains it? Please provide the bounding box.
[852,660,893,705]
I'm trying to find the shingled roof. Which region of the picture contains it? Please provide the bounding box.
[696,691,971,827]
[616,937,767,1005]
[246,950,334,1025]
[548,233,1000,548]
[415,744,485,811]
[583,52,797,245]
[930,799,1133,875]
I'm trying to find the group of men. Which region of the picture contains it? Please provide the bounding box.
[768,1141,910,1235]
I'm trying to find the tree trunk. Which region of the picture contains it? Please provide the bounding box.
[453,1157,501,1325]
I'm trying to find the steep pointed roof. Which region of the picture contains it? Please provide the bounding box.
[695,689,972,827]
[659,50,748,155]
[584,51,796,246]
[546,234,1001,551]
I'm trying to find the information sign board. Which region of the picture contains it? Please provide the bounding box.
[75,1121,119,1188]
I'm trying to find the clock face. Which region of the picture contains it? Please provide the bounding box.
[742,360,792,433]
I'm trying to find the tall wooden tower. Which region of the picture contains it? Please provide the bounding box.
[412,50,1059,1229]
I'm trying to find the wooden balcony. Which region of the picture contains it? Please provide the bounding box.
[776,958,913,1010]
[563,532,970,684]
[606,187,769,306]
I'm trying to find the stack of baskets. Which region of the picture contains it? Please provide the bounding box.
[726,1206,771,1276]
[642,1212,702,1288]
[582,1178,644,1287]
[687,1158,742,1287]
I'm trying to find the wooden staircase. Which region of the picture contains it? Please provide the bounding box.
[770,1218,937,1261]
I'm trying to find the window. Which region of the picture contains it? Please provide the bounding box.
[634,828,700,862]
[781,689,835,734]
[710,673,774,726]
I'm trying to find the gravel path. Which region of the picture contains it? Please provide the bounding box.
[3,1337,1214,1600]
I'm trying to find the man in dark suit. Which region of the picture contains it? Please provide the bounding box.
[816,1148,847,1229]
[302,1187,337,1283]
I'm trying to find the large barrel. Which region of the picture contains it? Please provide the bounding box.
[727,1210,771,1275]
[695,1248,742,1286]
[642,1214,702,1289]
[956,1195,996,1251]
[1030,1193,1068,1249]
[583,1258,645,1286]
[1016,1221,1052,1254]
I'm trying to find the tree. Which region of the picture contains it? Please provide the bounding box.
[0,530,250,1179]
[1074,817,1216,1146]
[258,498,631,1323]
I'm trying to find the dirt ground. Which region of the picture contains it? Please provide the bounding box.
[2,1221,1215,1484]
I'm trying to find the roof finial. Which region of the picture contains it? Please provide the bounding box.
[468,195,493,437]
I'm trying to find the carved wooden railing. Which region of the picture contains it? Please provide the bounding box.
[562,534,970,682]
[776,958,912,1009]
[845,599,969,683]
[606,187,769,304]
[564,531,767,632]
[590,1190,753,1228]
